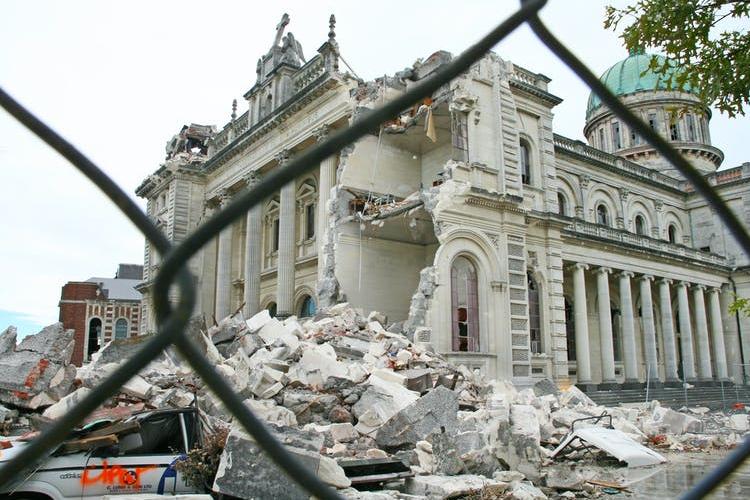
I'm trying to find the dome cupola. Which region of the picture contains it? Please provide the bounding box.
[584,49,722,176]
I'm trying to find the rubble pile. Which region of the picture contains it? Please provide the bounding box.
[0,307,748,498]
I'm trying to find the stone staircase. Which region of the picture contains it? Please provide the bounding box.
[586,384,750,411]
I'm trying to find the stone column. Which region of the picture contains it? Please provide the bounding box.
[276,150,296,318]
[596,267,617,386]
[572,263,593,386]
[315,125,337,279]
[214,189,233,320]
[708,287,729,381]
[243,173,262,318]
[658,278,680,384]
[692,284,713,381]
[619,271,640,386]
[676,281,697,381]
[639,275,660,383]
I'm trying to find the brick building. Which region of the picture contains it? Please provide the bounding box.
[59,264,143,366]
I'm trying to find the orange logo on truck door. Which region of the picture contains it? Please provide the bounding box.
[81,460,156,488]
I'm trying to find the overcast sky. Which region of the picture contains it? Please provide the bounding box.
[1,1,748,337]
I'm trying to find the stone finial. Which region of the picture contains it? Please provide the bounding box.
[328,14,336,44]
[231,99,237,121]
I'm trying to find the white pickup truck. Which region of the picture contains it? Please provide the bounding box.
[0,408,204,499]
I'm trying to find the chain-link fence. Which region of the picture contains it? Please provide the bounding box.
[0,0,748,498]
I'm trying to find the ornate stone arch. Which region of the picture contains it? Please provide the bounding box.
[587,186,619,226]
[663,210,686,244]
[294,285,317,317]
[628,199,654,235]
[518,132,537,187]
[556,174,580,217]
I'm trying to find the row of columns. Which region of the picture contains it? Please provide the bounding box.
[213,126,338,320]
[571,263,729,387]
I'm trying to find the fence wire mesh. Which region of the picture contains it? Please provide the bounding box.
[0,0,747,497]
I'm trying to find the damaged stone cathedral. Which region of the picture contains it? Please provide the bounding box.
[136,14,750,389]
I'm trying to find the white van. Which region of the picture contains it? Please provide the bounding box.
[0,408,204,499]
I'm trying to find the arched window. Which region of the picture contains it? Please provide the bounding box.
[528,272,542,354]
[668,224,678,244]
[299,295,316,318]
[557,192,568,216]
[115,318,128,339]
[634,215,646,235]
[520,140,531,185]
[451,256,479,352]
[267,302,277,318]
[596,204,609,226]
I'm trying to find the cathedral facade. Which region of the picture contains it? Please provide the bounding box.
[136,15,750,388]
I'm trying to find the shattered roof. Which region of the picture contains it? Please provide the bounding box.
[86,277,142,301]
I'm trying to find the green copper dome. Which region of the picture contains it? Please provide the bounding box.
[586,50,694,119]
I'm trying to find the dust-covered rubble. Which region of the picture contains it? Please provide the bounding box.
[1,306,749,498]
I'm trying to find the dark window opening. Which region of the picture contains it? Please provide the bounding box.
[565,299,575,361]
[87,317,102,359]
[267,302,277,318]
[305,204,315,240]
[272,218,280,251]
[528,273,542,354]
[630,126,640,146]
[670,120,680,141]
[612,121,621,149]
[700,246,711,253]
[648,113,657,131]
[635,215,646,235]
[557,192,567,216]
[668,224,678,244]
[520,141,531,185]
[596,204,609,226]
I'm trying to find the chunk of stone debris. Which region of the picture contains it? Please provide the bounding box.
[533,378,560,398]
[366,448,389,459]
[0,323,75,408]
[246,308,273,333]
[122,374,155,399]
[507,481,547,500]
[329,405,353,424]
[405,474,508,498]
[42,387,91,420]
[0,326,17,355]
[506,404,542,478]
[559,386,594,407]
[376,386,458,448]
[244,398,297,427]
[329,422,358,443]
[640,406,702,435]
[213,423,349,499]
[353,376,419,436]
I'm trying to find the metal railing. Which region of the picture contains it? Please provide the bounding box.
[0,1,748,498]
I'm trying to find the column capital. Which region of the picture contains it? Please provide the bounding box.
[568,262,589,272]
[275,149,292,165]
[243,171,261,188]
[657,277,673,286]
[639,274,654,282]
[215,188,231,207]
[596,266,612,275]
[708,286,722,295]
[677,280,691,289]
[618,270,634,279]
[313,124,331,142]
[693,283,706,292]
